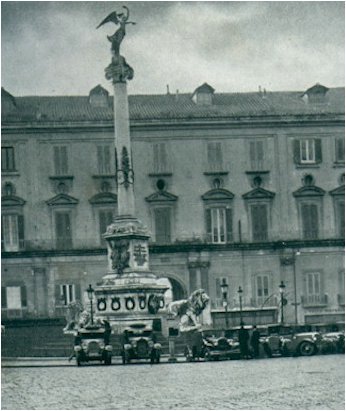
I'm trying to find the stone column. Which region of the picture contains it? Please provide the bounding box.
[113,82,135,217]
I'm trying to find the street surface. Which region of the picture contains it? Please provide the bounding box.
[1,355,344,409]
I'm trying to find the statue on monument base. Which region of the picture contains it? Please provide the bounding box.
[97,6,135,83]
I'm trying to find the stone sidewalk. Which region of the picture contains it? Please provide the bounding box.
[1,354,185,368]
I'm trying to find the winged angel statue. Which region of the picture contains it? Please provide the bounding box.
[97,6,136,83]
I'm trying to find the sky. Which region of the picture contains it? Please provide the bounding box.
[1,1,345,96]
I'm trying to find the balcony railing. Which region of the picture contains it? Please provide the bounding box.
[301,294,328,307]
[250,296,278,308]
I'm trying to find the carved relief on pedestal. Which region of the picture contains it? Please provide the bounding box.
[109,239,130,274]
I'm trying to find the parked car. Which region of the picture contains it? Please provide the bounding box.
[183,330,240,361]
[311,324,345,354]
[73,326,112,366]
[121,324,161,364]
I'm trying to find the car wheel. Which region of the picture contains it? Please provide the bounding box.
[264,344,272,358]
[204,349,212,361]
[299,341,316,356]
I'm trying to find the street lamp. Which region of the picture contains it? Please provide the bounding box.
[86,284,95,325]
[238,286,243,325]
[220,279,229,329]
[279,280,286,324]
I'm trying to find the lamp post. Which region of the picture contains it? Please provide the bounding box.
[86,284,94,325]
[238,286,243,325]
[279,280,286,324]
[220,279,229,329]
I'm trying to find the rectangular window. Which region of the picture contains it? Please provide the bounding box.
[305,272,321,304]
[154,208,171,244]
[294,139,322,164]
[337,201,345,238]
[1,147,15,172]
[256,275,269,305]
[55,212,72,249]
[249,141,264,170]
[207,142,223,171]
[97,145,111,174]
[2,214,24,251]
[99,210,114,244]
[60,284,76,306]
[3,286,26,309]
[54,146,68,175]
[153,143,169,173]
[251,204,268,241]
[215,277,228,299]
[335,138,345,163]
[301,203,319,239]
[206,207,232,244]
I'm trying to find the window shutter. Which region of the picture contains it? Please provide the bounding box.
[97,146,103,174]
[21,286,27,307]
[215,143,222,169]
[249,141,256,169]
[293,140,301,164]
[54,147,60,175]
[226,208,233,243]
[153,144,159,173]
[252,204,268,241]
[18,214,24,249]
[2,287,7,308]
[75,283,81,302]
[315,139,322,164]
[55,284,62,305]
[155,208,171,244]
[104,146,111,173]
[1,217,4,251]
[336,138,345,162]
[61,146,68,174]
[215,278,221,298]
[205,209,212,243]
[339,202,345,238]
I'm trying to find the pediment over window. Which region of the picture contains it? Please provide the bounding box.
[293,185,325,197]
[202,188,234,201]
[242,187,275,200]
[89,192,117,204]
[46,193,79,206]
[145,190,178,203]
[2,195,26,207]
[329,185,345,196]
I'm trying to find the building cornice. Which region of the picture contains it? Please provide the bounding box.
[2,239,344,259]
[2,115,344,134]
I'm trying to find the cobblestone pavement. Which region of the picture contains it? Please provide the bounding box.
[2,355,344,410]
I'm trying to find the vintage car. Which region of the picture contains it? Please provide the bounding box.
[121,324,161,364]
[261,325,321,357]
[311,324,345,354]
[183,330,240,361]
[73,326,113,366]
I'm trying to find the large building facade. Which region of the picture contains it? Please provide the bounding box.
[1,83,345,327]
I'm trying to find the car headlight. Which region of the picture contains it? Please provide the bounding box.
[124,344,132,350]
[148,341,154,347]
[82,343,88,350]
[74,346,82,352]
[99,343,105,349]
[105,345,112,351]
[154,343,161,350]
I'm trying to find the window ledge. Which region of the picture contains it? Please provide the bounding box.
[295,164,320,169]
[333,162,345,168]
[245,170,270,175]
[203,171,229,176]
[92,174,114,179]
[2,171,20,176]
[302,303,328,308]
[148,172,173,177]
[49,175,74,180]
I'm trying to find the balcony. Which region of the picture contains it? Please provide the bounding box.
[250,296,278,308]
[337,294,345,306]
[301,294,328,308]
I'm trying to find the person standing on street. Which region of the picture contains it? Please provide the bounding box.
[250,325,260,358]
[238,323,250,359]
